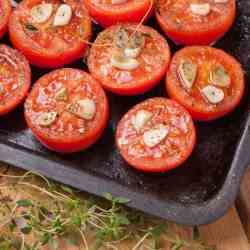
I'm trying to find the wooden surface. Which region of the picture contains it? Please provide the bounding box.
[1,164,250,249]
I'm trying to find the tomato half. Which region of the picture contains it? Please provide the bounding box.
[8,0,92,68]
[84,0,153,28]
[116,97,196,172]
[0,45,31,115]
[24,68,109,153]
[166,46,245,121]
[156,0,236,45]
[0,0,11,39]
[88,24,171,96]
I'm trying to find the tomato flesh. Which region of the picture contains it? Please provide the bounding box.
[166,46,245,121]
[156,0,236,45]
[84,0,153,28]
[9,0,92,68]
[25,68,109,153]
[0,45,31,115]
[116,97,196,172]
[88,24,171,96]
[0,0,11,39]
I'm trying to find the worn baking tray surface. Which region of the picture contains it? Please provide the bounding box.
[0,0,250,225]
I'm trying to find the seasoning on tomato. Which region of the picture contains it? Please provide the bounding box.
[88,24,171,96]
[0,45,31,115]
[8,0,92,68]
[24,68,109,153]
[166,46,245,121]
[0,0,11,39]
[116,97,196,172]
[84,0,153,28]
[156,0,236,45]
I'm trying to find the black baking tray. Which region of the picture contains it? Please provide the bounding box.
[0,0,250,226]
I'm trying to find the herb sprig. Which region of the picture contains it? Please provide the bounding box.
[0,171,216,250]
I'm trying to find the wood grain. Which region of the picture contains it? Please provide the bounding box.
[237,168,250,239]
[200,207,250,250]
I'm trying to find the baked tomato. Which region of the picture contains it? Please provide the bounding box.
[166,46,245,121]
[24,68,109,153]
[88,24,171,95]
[0,45,31,115]
[0,0,11,39]
[116,98,196,172]
[156,0,236,45]
[84,0,153,28]
[8,0,92,68]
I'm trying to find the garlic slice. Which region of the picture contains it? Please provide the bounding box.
[31,3,53,24]
[55,87,68,101]
[201,85,224,104]
[36,111,57,127]
[114,28,129,49]
[143,124,169,148]
[67,98,96,120]
[111,53,139,71]
[210,65,231,87]
[178,60,197,89]
[53,4,72,27]
[131,110,152,131]
[111,0,127,4]
[124,32,145,58]
[190,3,210,16]
[124,47,141,59]
[214,0,228,3]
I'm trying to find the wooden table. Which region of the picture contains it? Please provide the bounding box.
[1,163,250,250]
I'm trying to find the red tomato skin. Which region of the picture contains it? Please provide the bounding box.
[88,24,171,96]
[0,45,31,116]
[84,0,153,28]
[0,0,11,39]
[24,69,109,153]
[166,46,245,121]
[8,0,92,68]
[156,1,236,45]
[30,105,109,153]
[93,62,169,96]
[116,98,196,173]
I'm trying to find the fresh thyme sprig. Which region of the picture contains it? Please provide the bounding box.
[0,171,216,250]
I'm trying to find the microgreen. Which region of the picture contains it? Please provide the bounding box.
[0,172,216,250]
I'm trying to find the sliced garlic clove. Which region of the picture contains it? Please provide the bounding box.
[178,60,197,89]
[111,53,139,71]
[53,4,72,27]
[31,3,53,24]
[124,47,141,58]
[55,87,68,101]
[36,111,57,127]
[131,110,152,131]
[143,124,169,148]
[111,0,127,4]
[190,3,210,16]
[114,27,129,49]
[214,0,228,3]
[210,65,231,87]
[129,32,145,49]
[68,98,96,120]
[201,85,224,104]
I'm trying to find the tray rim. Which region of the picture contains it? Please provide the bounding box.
[1,115,249,226]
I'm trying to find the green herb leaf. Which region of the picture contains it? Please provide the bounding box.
[21,225,32,235]
[103,192,113,201]
[150,224,167,238]
[16,199,33,207]
[60,185,74,195]
[114,197,130,204]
